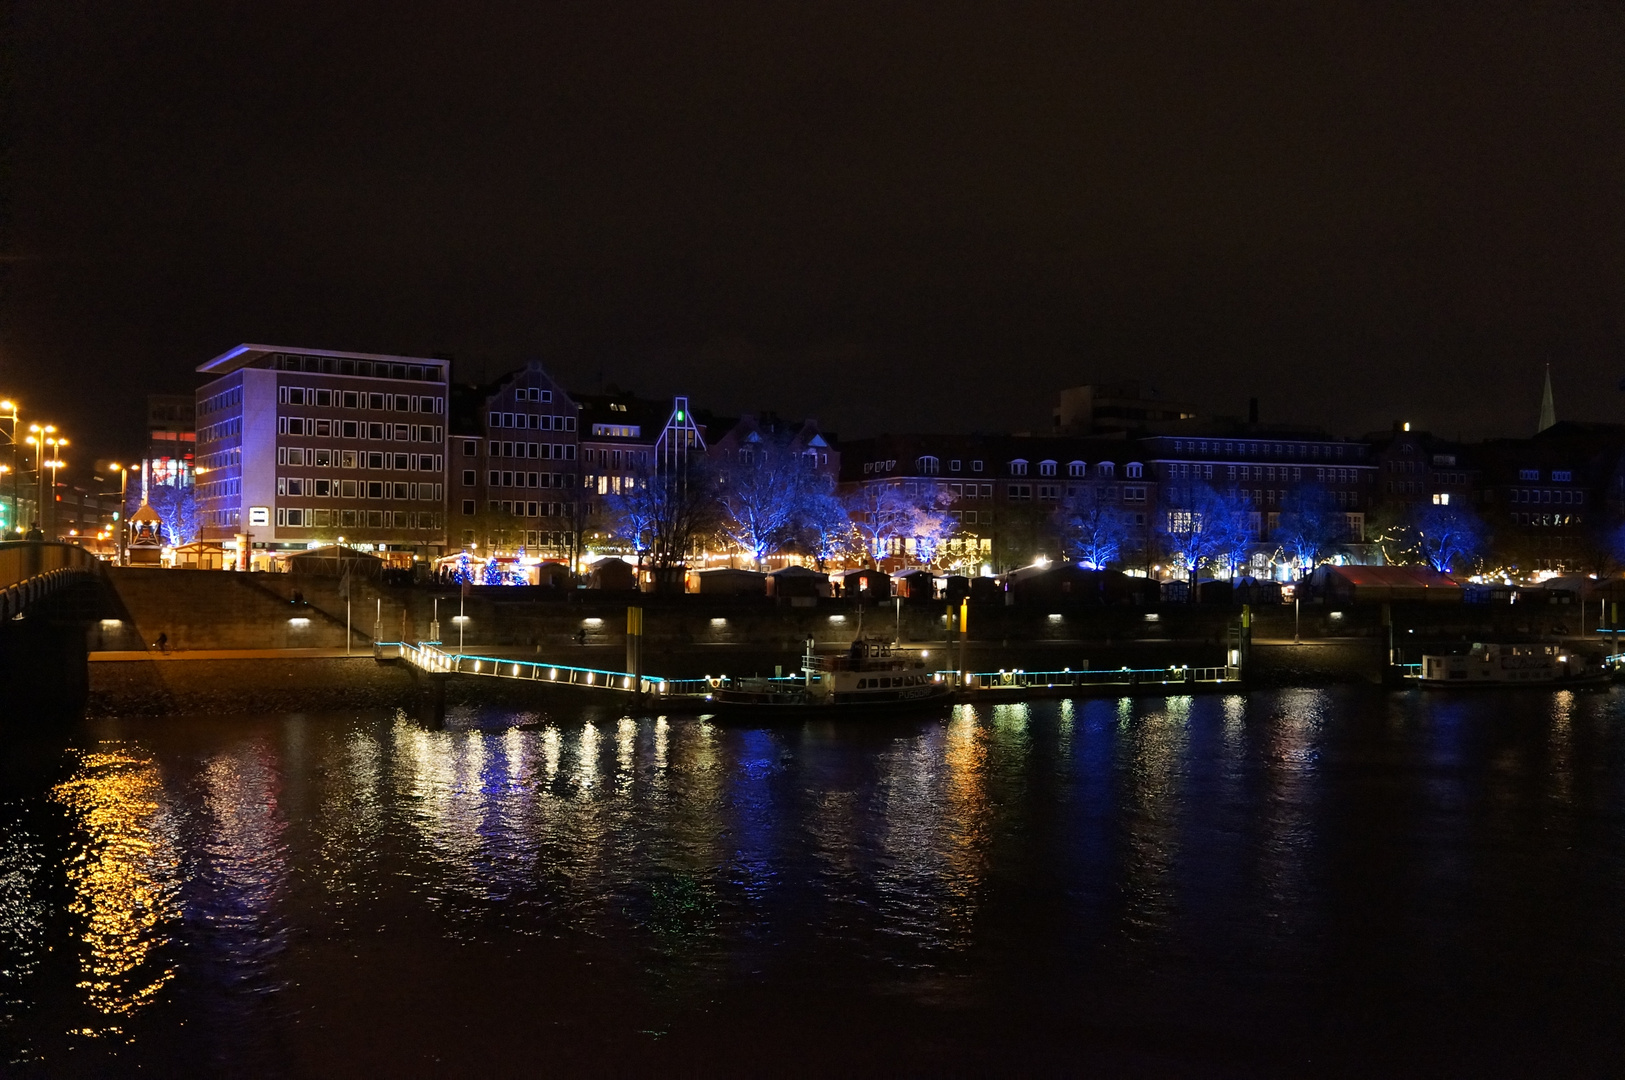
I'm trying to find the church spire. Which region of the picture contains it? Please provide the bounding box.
[1537,364,1557,433]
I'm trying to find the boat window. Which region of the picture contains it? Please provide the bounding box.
[857,678,867,689]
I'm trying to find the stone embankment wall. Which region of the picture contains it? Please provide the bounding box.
[99,568,1611,685]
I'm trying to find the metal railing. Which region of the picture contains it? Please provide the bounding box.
[957,665,1239,691]
[392,642,1242,700]
[396,642,717,697]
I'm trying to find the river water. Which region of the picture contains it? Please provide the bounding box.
[4,688,1625,1076]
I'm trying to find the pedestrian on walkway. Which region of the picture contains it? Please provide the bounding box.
[154,632,169,653]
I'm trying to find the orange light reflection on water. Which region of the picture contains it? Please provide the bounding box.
[50,748,181,1032]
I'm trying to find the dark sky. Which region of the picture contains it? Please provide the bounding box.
[6,1,1625,464]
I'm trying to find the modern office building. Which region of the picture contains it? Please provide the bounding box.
[194,344,450,567]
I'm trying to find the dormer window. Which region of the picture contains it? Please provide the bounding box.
[918,455,940,475]
[1126,462,1143,479]
[1068,461,1086,477]
[1009,459,1028,476]
[1096,462,1115,478]
[1038,460,1056,477]
[950,459,962,472]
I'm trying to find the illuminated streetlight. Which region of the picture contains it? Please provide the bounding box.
[105,463,131,564]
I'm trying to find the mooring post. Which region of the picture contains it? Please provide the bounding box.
[957,597,969,691]
[627,605,643,699]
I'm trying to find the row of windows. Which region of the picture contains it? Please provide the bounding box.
[198,448,241,472]
[198,478,241,502]
[485,471,578,489]
[276,447,443,472]
[279,507,442,529]
[272,354,445,383]
[591,423,642,438]
[584,447,647,468]
[486,441,577,461]
[279,417,445,443]
[1512,512,1580,526]
[510,388,555,403]
[949,483,994,498]
[1007,484,1149,503]
[461,500,576,520]
[201,509,240,528]
[277,478,445,501]
[200,386,243,417]
[884,457,1137,479]
[280,386,443,412]
[856,675,933,690]
[520,530,575,547]
[1519,469,1574,482]
[198,417,242,444]
[1172,439,1358,459]
[1513,489,1584,505]
[489,410,574,430]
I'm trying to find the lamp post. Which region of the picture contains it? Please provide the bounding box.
[46,454,66,539]
[104,463,131,564]
[25,425,65,539]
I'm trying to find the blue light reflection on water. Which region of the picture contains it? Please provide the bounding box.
[6,687,1625,1073]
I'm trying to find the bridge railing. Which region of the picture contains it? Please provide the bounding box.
[0,541,101,620]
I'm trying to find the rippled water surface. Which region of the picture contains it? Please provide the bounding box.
[6,688,1625,1076]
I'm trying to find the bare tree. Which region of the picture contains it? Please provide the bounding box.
[605,456,720,590]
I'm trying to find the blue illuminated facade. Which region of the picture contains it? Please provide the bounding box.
[195,345,450,564]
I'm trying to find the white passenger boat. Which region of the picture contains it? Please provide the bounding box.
[710,638,953,713]
[1418,642,1610,688]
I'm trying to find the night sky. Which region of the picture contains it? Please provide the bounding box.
[6,2,1625,465]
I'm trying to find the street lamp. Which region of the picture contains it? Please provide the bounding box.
[105,463,130,564]
[25,424,65,539]
[45,454,67,540]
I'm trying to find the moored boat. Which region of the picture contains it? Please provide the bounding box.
[1417,642,1611,688]
[709,638,953,714]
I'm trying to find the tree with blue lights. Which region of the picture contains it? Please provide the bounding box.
[482,555,504,585]
[1158,482,1233,599]
[452,551,474,584]
[795,487,860,570]
[137,483,200,547]
[844,481,955,567]
[1275,483,1345,577]
[1054,487,1133,569]
[1412,501,1487,573]
[716,443,820,567]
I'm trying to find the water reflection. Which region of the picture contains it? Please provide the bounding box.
[0,802,48,1027]
[871,707,992,952]
[8,687,1625,1073]
[50,747,182,1030]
